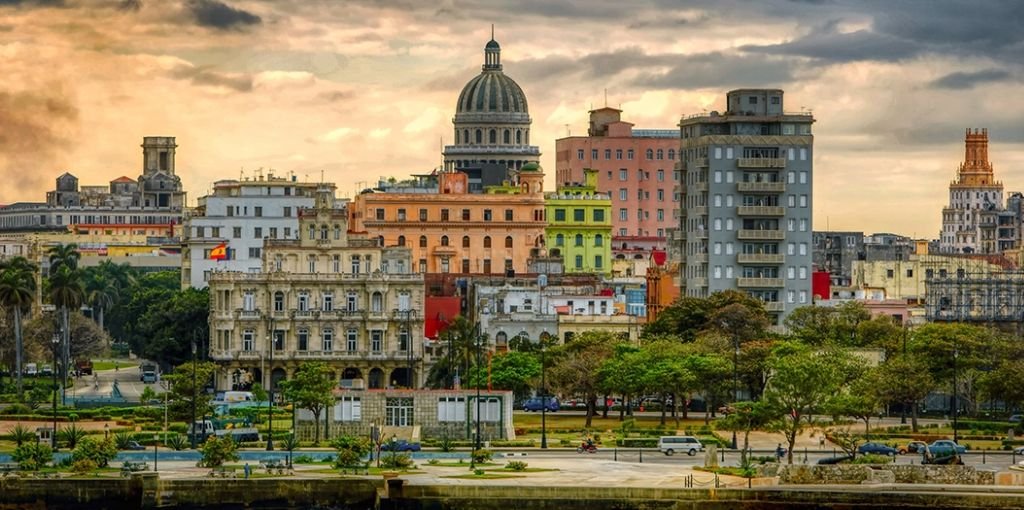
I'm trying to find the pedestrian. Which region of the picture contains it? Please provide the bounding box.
[243,462,251,479]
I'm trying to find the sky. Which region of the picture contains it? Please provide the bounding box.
[2,0,1024,238]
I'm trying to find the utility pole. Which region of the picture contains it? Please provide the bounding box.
[541,335,548,449]
[190,338,197,449]
[266,314,275,451]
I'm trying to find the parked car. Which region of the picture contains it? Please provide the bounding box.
[657,436,704,456]
[380,440,421,452]
[1009,414,1022,423]
[897,441,927,455]
[523,397,560,412]
[1013,445,1024,455]
[926,440,966,455]
[857,442,897,456]
[124,440,147,451]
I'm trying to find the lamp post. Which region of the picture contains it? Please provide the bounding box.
[266,315,275,451]
[51,330,59,451]
[952,345,959,443]
[731,332,739,450]
[403,309,414,389]
[190,338,198,449]
[540,333,548,449]
[474,325,482,450]
[104,423,109,440]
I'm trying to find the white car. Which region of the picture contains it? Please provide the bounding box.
[1014,446,1024,455]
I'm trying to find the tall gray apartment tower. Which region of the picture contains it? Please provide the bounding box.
[678,89,814,324]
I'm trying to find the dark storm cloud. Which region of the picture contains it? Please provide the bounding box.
[931,69,1013,90]
[118,0,141,11]
[168,64,253,92]
[633,52,797,90]
[0,0,65,6]
[187,0,261,30]
[0,87,78,195]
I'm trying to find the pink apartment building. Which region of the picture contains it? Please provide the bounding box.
[555,107,680,251]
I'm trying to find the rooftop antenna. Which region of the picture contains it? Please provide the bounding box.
[491,24,494,40]
[604,89,607,107]
[320,169,325,184]
[565,124,571,137]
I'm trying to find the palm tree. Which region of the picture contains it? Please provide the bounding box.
[83,270,118,334]
[0,257,37,394]
[47,244,83,390]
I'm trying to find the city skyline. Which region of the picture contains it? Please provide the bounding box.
[2,1,1023,238]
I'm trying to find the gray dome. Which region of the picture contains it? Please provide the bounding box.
[485,39,500,50]
[456,71,529,114]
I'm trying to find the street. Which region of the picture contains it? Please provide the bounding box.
[68,361,157,403]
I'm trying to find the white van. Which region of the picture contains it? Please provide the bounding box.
[658,436,704,456]
[222,391,255,403]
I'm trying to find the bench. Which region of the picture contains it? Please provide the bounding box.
[209,466,237,478]
[120,461,149,477]
[0,463,20,477]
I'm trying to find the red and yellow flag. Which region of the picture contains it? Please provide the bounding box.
[210,243,228,261]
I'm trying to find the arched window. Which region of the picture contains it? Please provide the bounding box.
[504,236,513,248]
[475,129,482,144]
[371,292,383,312]
[656,149,664,160]
[503,129,510,144]
[462,236,470,248]
[489,129,496,144]
[377,235,384,247]
[646,149,654,159]
[419,236,427,248]
[483,236,491,248]
[333,224,341,240]
[397,235,405,247]
[463,129,469,144]
[525,130,529,144]
[516,130,522,144]
[555,233,564,246]
[668,149,676,160]
[441,235,449,246]
[575,234,583,246]
[320,225,328,240]
[595,234,603,247]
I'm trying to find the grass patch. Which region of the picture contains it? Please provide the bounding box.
[486,467,558,473]
[427,461,500,468]
[91,361,138,372]
[442,473,525,480]
[308,467,424,476]
[695,466,754,478]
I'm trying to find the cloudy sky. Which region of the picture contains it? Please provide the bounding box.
[2,0,1023,237]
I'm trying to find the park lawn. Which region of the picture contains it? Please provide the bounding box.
[92,361,138,372]
[485,467,558,473]
[513,413,710,431]
[427,461,500,467]
[308,467,425,475]
[442,473,524,479]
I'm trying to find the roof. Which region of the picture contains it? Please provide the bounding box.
[111,176,136,183]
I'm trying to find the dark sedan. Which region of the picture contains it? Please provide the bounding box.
[380,440,421,452]
[857,442,897,456]
[124,440,147,451]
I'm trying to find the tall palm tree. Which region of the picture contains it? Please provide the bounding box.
[0,257,37,394]
[47,244,83,391]
[83,269,118,333]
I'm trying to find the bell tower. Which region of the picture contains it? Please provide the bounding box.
[141,136,177,175]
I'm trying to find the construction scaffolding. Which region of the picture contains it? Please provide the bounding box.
[925,254,1024,323]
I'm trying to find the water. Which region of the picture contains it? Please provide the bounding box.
[0,450,468,463]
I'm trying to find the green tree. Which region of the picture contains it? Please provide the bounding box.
[164,360,218,421]
[548,330,622,427]
[763,344,851,463]
[826,367,883,436]
[199,435,239,467]
[979,359,1024,414]
[82,269,118,335]
[487,351,541,400]
[46,245,84,382]
[330,434,372,468]
[135,287,210,368]
[280,361,336,444]
[106,270,178,349]
[71,436,119,467]
[0,256,36,394]
[23,312,108,362]
[716,400,777,466]
[12,442,53,470]
[425,316,485,389]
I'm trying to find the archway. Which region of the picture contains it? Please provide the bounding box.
[270,368,287,391]
[390,368,413,389]
[368,368,385,389]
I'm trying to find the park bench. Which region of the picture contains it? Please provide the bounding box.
[260,459,291,475]
[0,463,20,478]
[120,461,149,477]
[209,466,237,478]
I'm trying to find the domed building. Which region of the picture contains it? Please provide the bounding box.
[442,36,540,183]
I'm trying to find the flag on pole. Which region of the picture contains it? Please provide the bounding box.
[210,243,228,261]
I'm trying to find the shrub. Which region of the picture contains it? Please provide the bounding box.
[471,448,493,464]
[199,436,239,467]
[505,460,528,471]
[59,423,87,449]
[851,454,892,465]
[114,431,136,450]
[438,431,454,452]
[12,443,53,470]
[280,434,299,454]
[380,452,415,470]
[292,455,318,464]
[427,459,440,465]
[71,437,119,467]
[473,468,484,476]
[9,423,35,446]
[330,435,371,468]
[2,404,32,416]
[165,434,188,451]
[71,459,98,474]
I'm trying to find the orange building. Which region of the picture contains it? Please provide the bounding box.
[645,250,680,322]
[351,166,547,276]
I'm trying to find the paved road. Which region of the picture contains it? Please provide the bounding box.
[69,361,161,403]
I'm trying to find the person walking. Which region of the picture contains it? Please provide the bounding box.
[243,462,251,479]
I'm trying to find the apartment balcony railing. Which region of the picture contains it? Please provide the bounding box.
[687,277,708,288]
[688,206,708,216]
[737,253,785,264]
[689,182,708,192]
[737,206,785,217]
[737,229,785,240]
[764,302,785,312]
[737,157,786,169]
[737,277,784,288]
[690,253,708,263]
[737,182,785,193]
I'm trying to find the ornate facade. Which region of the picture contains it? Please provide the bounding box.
[442,35,540,173]
[545,168,613,275]
[207,185,428,392]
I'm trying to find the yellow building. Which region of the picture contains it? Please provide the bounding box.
[850,254,1008,302]
[545,168,612,275]
[207,185,428,392]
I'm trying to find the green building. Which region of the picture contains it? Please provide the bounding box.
[545,168,612,275]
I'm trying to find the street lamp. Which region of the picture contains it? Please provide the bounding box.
[266,315,275,451]
[540,333,548,449]
[731,333,739,450]
[474,325,482,450]
[51,330,59,451]
[402,309,414,389]
[190,338,197,449]
[952,345,959,443]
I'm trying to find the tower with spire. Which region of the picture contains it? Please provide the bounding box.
[938,128,1014,254]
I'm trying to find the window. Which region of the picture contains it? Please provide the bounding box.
[619,208,628,221]
[483,259,491,273]
[594,234,603,247]
[714,171,722,183]
[371,330,383,353]
[438,396,466,422]
[619,189,628,201]
[351,255,361,274]
[668,149,675,160]
[397,209,406,221]
[441,209,450,221]
[593,209,604,222]
[297,328,309,351]
[242,330,254,351]
[298,292,309,312]
[799,290,807,304]
[483,209,492,221]
[232,226,241,238]
[254,227,263,239]
[577,149,585,160]
[799,243,807,255]
[575,254,583,268]
[505,209,513,221]
[554,209,566,221]
[483,236,491,248]
[322,328,333,351]
[799,171,807,184]
[592,149,599,159]
[656,149,664,160]
[749,96,758,104]
[619,169,627,181]
[386,397,414,426]
[440,235,449,247]
[714,194,722,207]
[419,209,427,222]
[462,236,470,248]
[907,269,914,278]
[283,206,292,218]
[799,267,807,279]
[273,291,284,312]
[657,209,664,221]
[646,149,653,159]
[504,236,513,248]
[657,169,664,181]
[714,218,722,231]
[726,195,734,207]
[242,291,255,311]
[604,149,611,159]
[787,266,795,279]
[344,329,358,352]
[419,236,427,248]
[595,255,603,268]
[573,209,585,221]
[347,292,358,311]
[574,234,584,246]
[323,292,334,312]
[248,247,261,258]
[555,234,564,246]
[627,149,634,160]
[887,269,895,278]
[616,149,623,160]
[371,292,383,312]
[335,396,361,421]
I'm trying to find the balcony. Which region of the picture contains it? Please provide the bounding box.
[737,158,786,169]
[293,310,318,319]
[693,157,709,167]
[737,181,785,193]
[687,277,708,288]
[764,302,785,312]
[737,253,785,264]
[688,206,708,216]
[688,182,708,192]
[236,309,261,320]
[432,245,457,257]
[737,277,784,288]
[737,206,785,217]
[738,229,785,240]
[691,253,708,263]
